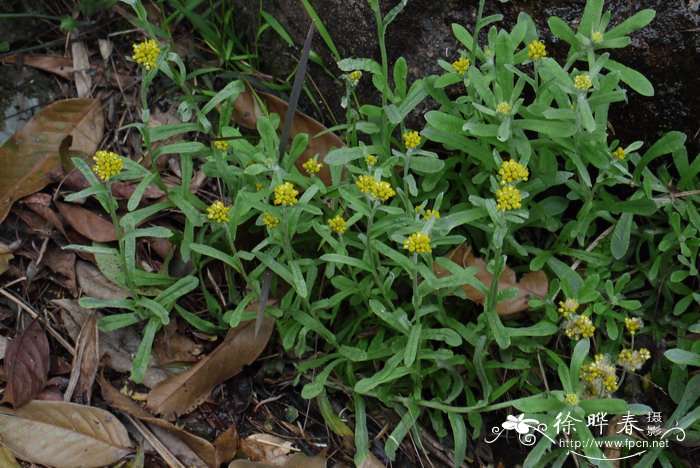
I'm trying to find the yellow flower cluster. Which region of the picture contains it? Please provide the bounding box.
[591,31,604,44]
[624,317,643,335]
[132,39,161,71]
[564,393,579,406]
[498,160,529,186]
[496,184,523,211]
[273,182,299,206]
[580,354,619,397]
[527,40,547,61]
[563,314,596,340]
[403,232,432,254]
[355,176,395,202]
[349,70,362,84]
[617,348,651,372]
[365,154,377,166]
[327,215,348,234]
[213,140,229,151]
[423,209,440,221]
[574,74,593,91]
[403,131,421,149]
[262,212,280,228]
[302,158,323,176]
[256,182,265,191]
[452,57,470,75]
[207,201,231,223]
[496,101,512,115]
[613,147,626,160]
[557,298,579,318]
[92,150,123,182]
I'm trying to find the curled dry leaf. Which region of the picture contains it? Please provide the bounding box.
[1,55,76,80]
[229,450,327,468]
[147,317,275,420]
[55,299,169,388]
[0,444,21,468]
[18,192,66,236]
[3,320,50,408]
[41,245,78,296]
[232,87,343,186]
[153,320,203,366]
[0,98,104,223]
[64,312,99,404]
[56,201,118,242]
[0,242,14,276]
[240,433,295,465]
[100,376,238,467]
[75,260,130,300]
[433,244,548,318]
[0,400,133,468]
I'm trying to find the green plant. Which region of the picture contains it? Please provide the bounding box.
[66,0,699,466]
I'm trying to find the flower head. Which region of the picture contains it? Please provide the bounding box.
[452,57,470,75]
[498,160,529,185]
[527,40,547,61]
[580,354,618,397]
[92,150,123,182]
[574,74,593,91]
[624,317,643,335]
[564,393,579,406]
[496,185,523,211]
[496,101,512,115]
[355,175,375,194]
[365,154,377,166]
[557,298,579,318]
[403,131,421,149]
[213,140,229,151]
[255,182,265,191]
[132,39,161,71]
[302,158,323,176]
[372,181,396,202]
[423,209,440,221]
[348,70,362,85]
[273,182,299,206]
[591,31,604,44]
[262,212,280,228]
[327,215,348,234]
[612,147,626,160]
[403,232,432,254]
[563,314,596,340]
[618,348,651,372]
[207,201,231,223]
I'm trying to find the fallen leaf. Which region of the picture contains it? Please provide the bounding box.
[55,299,168,388]
[0,444,20,468]
[1,55,75,79]
[0,98,104,222]
[18,193,66,236]
[64,312,99,404]
[0,242,13,276]
[100,376,236,467]
[0,400,133,467]
[75,259,130,300]
[71,33,92,98]
[147,317,275,419]
[56,201,118,242]
[229,450,326,468]
[153,320,203,366]
[361,453,385,468]
[433,244,548,317]
[240,434,294,465]
[3,320,50,408]
[41,245,78,296]
[0,336,7,360]
[232,87,343,185]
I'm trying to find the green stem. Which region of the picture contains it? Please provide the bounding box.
[470,0,486,66]
[373,4,390,155]
[224,224,259,298]
[412,253,420,315]
[105,187,136,293]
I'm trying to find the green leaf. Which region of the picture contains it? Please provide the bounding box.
[633,131,687,181]
[319,254,372,272]
[512,119,577,137]
[337,58,382,75]
[665,349,700,367]
[579,0,603,36]
[606,10,655,39]
[595,198,657,215]
[548,17,576,44]
[611,213,633,259]
[404,324,421,367]
[604,59,654,97]
[451,23,473,49]
[289,260,308,299]
[448,412,467,468]
[131,318,160,384]
[202,80,244,114]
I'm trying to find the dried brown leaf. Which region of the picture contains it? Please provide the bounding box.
[1,55,75,79]
[147,317,275,420]
[0,400,133,467]
[434,244,548,318]
[64,312,99,403]
[100,376,236,467]
[0,98,104,222]
[229,450,326,468]
[3,320,50,408]
[55,299,168,388]
[232,88,343,186]
[0,242,13,276]
[56,201,118,242]
[153,320,203,366]
[0,444,21,468]
[41,245,78,296]
[75,259,130,300]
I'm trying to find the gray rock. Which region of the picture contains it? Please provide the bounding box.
[233,0,699,153]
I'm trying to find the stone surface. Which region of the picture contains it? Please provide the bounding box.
[233,0,700,153]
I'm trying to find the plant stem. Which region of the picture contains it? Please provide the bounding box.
[373,4,390,155]
[224,224,259,298]
[470,0,486,66]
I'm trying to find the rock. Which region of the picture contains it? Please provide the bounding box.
[232,0,699,153]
